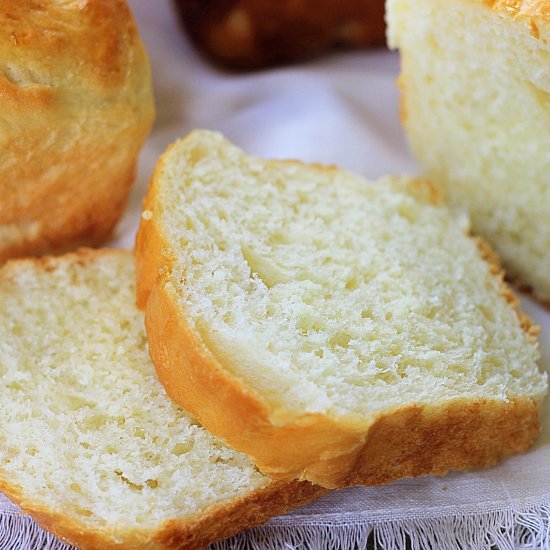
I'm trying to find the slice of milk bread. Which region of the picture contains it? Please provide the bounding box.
[136,130,547,489]
[0,249,323,550]
[387,0,550,304]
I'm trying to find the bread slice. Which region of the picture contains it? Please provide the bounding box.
[386,0,550,304]
[0,249,323,550]
[0,0,154,263]
[136,129,547,489]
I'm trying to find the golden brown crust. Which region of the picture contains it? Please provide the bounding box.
[0,0,155,263]
[341,396,540,486]
[154,480,325,550]
[0,166,136,264]
[173,0,387,70]
[136,150,543,488]
[136,165,177,310]
[482,0,550,23]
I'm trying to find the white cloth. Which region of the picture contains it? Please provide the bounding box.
[1,1,549,548]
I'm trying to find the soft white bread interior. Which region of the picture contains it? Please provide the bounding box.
[136,130,547,489]
[387,0,550,303]
[0,0,155,262]
[0,249,323,550]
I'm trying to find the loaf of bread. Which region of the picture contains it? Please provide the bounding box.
[0,0,155,264]
[387,0,550,304]
[0,249,323,550]
[174,0,387,69]
[136,130,547,489]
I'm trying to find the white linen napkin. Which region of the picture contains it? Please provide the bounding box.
[1,1,549,548]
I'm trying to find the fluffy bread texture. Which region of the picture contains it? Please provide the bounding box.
[0,249,323,550]
[0,0,155,263]
[136,130,547,489]
[387,0,550,303]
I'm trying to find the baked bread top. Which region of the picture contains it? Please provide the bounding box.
[173,0,387,69]
[0,0,155,261]
[136,130,547,488]
[0,249,322,550]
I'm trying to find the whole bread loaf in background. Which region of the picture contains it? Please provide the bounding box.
[0,249,324,550]
[136,129,547,489]
[0,0,155,264]
[387,0,550,304]
[174,0,387,69]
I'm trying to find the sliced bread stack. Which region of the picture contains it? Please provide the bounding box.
[0,249,323,549]
[1,131,548,548]
[386,0,550,304]
[136,130,548,489]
